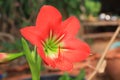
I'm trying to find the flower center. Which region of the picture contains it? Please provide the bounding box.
[42,30,64,59]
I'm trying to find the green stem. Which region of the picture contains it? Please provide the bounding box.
[30,65,40,80]
[29,57,41,80]
[21,38,42,80]
[0,52,24,63]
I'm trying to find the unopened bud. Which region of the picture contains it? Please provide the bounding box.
[0,53,8,63]
[0,52,24,63]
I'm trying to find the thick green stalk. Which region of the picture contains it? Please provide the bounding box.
[22,38,41,80]
[30,61,41,80]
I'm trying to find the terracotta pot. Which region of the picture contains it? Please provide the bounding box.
[106,58,120,80]
[105,45,120,80]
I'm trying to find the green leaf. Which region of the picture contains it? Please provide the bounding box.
[75,69,85,80]
[31,46,37,63]
[21,38,32,63]
[31,46,41,71]
[59,73,71,80]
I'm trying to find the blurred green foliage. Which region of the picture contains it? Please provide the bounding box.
[0,0,43,28]
[0,0,43,52]
[0,0,101,29]
[59,69,85,80]
[0,39,22,52]
[44,0,83,19]
[84,0,101,16]
[0,0,83,30]
[44,0,101,19]
[0,0,101,52]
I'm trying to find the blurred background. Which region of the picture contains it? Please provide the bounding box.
[0,0,120,51]
[0,0,120,80]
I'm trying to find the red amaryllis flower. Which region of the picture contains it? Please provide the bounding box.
[20,5,90,71]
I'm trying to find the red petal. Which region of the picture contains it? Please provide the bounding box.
[61,16,80,36]
[20,26,41,46]
[36,5,62,34]
[62,38,90,62]
[55,57,73,71]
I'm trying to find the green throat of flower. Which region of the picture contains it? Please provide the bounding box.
[42,31,64,59]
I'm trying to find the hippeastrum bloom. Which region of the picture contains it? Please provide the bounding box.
[20,5,90,71]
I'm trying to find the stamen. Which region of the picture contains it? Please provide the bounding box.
[55,34,65,44]
[41,40,45,46]
[57,45,63,60]
[42,30,65,59]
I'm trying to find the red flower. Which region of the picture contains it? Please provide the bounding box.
[20,5,90,71]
